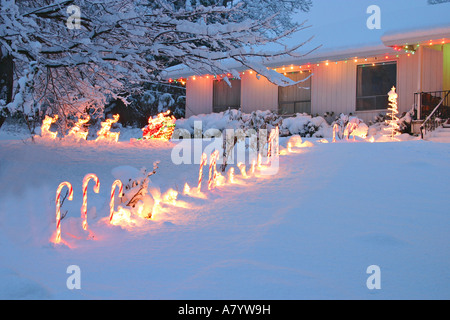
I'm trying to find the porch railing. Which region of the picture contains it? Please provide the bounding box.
[416,91,450,139]
[414,90,450,120]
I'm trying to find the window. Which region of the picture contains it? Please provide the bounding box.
[213,79,241,113]
[278,70,312,115]
[356,62,397,111]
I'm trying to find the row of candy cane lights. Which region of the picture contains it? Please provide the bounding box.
[55,175,122,244]
[53,121,381,244]
[54,127,280,244]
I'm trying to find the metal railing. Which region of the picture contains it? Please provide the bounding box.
[415,90,450,120]
[418,91,450,139]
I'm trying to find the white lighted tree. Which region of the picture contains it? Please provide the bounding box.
[385,86,400,140]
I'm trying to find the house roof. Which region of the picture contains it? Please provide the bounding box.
[164,0,450,79]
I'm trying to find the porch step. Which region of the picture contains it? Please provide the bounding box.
[430,127,450,138]
[443,119,450,128]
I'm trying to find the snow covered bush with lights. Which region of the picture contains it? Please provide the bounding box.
[111,162,160,223]
[331,113,369,140]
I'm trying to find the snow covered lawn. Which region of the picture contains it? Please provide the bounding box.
[0,129,449,299]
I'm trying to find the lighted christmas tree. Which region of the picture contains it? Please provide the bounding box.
[385,86,400,140]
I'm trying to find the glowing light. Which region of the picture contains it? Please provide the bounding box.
[67,116,90,140]
[96,114,120,142]
[41,115,58,139]
[142,110,176,140]
[110,206,141,229]
[183,183,191,195]
[110,180,123,223]
[162,188,178,205]
[55,182,73,244]
[369,136,375,143]
[81,174,100,231]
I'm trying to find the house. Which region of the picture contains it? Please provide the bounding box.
[165,1,450,132]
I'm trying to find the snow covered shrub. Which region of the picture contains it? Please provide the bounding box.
[112,162,160,220]
[241,110,283,132]
[175,109,284,138]
[281,113,331,138]
[323,111,336,124]
[397,108,415,134]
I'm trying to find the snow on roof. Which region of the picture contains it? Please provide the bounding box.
[165,0,450,78]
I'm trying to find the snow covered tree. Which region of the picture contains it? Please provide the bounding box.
[0,0,314,133]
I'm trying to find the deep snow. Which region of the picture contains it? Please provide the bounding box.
[0,124,449,299]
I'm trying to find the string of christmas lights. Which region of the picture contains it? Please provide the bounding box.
[168,37,448,85]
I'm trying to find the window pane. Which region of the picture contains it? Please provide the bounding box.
[279,71,312,115]
[356,62,397,111]
[213,79,241,112]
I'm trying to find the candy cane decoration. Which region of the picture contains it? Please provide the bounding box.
[109,180,123,223]
[250,160,256,175]
[228,167,235,183]
[81,173,100,230]
[267,128,275,158]
[237,162,248,179]
[344,122,358,141]
[208,150,219,190]
[197,153,207,190]
[267,126,279,159]
[55,182,73,244]
[332,123,339,142]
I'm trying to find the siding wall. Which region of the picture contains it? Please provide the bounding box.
[185,76,213,117]
[422,46,443,92]
[310,60,357,117]
[240,72,278,113]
